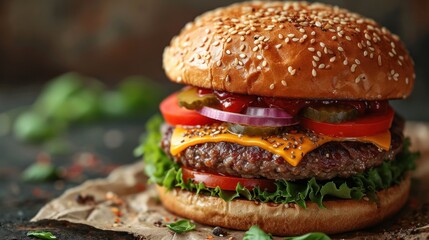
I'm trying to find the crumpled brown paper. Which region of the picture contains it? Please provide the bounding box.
[32,162,245,239]
[32,122,429,239]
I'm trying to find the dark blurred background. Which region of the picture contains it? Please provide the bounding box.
[0,0,428,120]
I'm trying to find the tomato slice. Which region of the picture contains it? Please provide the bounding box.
[181,167,276,192]
[301,106,395,137]
[160,93,217,126]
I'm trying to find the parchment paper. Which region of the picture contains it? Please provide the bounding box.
[32,122,429,239]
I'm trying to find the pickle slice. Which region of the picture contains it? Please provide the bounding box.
[227,123,283,136]
[301,104,359,123]
[177,87,218,109]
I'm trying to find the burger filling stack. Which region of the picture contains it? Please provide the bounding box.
[136,1,419,236]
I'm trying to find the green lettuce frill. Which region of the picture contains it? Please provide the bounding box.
[135,115,419,208]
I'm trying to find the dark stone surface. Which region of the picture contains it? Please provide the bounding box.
[0,89,428,239]
[0,88,151,239]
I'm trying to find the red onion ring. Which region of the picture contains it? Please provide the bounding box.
[245,107,293,118]
[198,106,298,127]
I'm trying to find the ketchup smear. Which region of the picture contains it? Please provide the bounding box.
[198,88,388,115]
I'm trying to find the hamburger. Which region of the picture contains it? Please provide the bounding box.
[137,1,419,236]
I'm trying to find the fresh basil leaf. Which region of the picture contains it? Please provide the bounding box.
[285,232,331,240]
[27,231,57,240]
[22,162,60,182]
[166,219,196,234]
[243,226,272,240]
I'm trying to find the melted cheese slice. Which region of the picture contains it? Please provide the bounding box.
[170,124,391,167]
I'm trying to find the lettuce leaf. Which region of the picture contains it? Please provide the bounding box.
[136,115,419,208]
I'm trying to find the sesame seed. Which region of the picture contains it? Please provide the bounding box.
[355,59,361,65]
[216,61,222,67]
[269,83,275,90]
[288,66,293,73]
[312,69,317,77]
[311,31,316,36]
[329,56,336,62]
[262,60,267,67]
[324,47,328,54]
[240,45,246,51]
[310,39,316,44]
[312,61,317,67]
[332,36,337,40]
[278,33,284,39]
[343,59,348,65]
[351,64,357,72]
[225,75,230,82]
[338,46,344,52]
[299,28,305,33]
[287,34,295,38]
[313,56,320,61]
[364,51,368,57]
[308,47,315,52]
[257,55,263,60]
[317,51,322,57]
[239,53,246,59]
[320,42,325,48]
[240,36,245,41]
[252,46,259,52]
[281,80,288,86]
[226,50,231,55]
[365,33,371,40]
[389,52,394,57]
[345,36,352,41]
[318,64,325,69]
[226,37,232,43]
[285,37,290,43]
[213,41,220,46]
[398,60,402,66]
[355,74,366,83]
[292,38,299,42]
[378,55,382,66]
[315,21,322,27]
[405,77,409,84]
[275,44,282,49]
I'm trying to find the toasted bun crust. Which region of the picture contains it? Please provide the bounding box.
[163,1,414,100]
[156,176,410,236]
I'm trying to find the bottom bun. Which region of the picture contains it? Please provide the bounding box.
[156,177,410,236]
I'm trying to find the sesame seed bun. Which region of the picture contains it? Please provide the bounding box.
[163,1,415,100]
[156,176,410,236]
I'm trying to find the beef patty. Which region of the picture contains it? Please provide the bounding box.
[161,116,404,180]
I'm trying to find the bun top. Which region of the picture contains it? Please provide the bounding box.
[163,1,415,100]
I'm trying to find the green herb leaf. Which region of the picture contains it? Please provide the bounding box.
[22,162,60,182]
[243,226,272,240]
[27,230,57,240]
[13,111,63,142]
[285,232,331,240]
[166,219,196,234]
